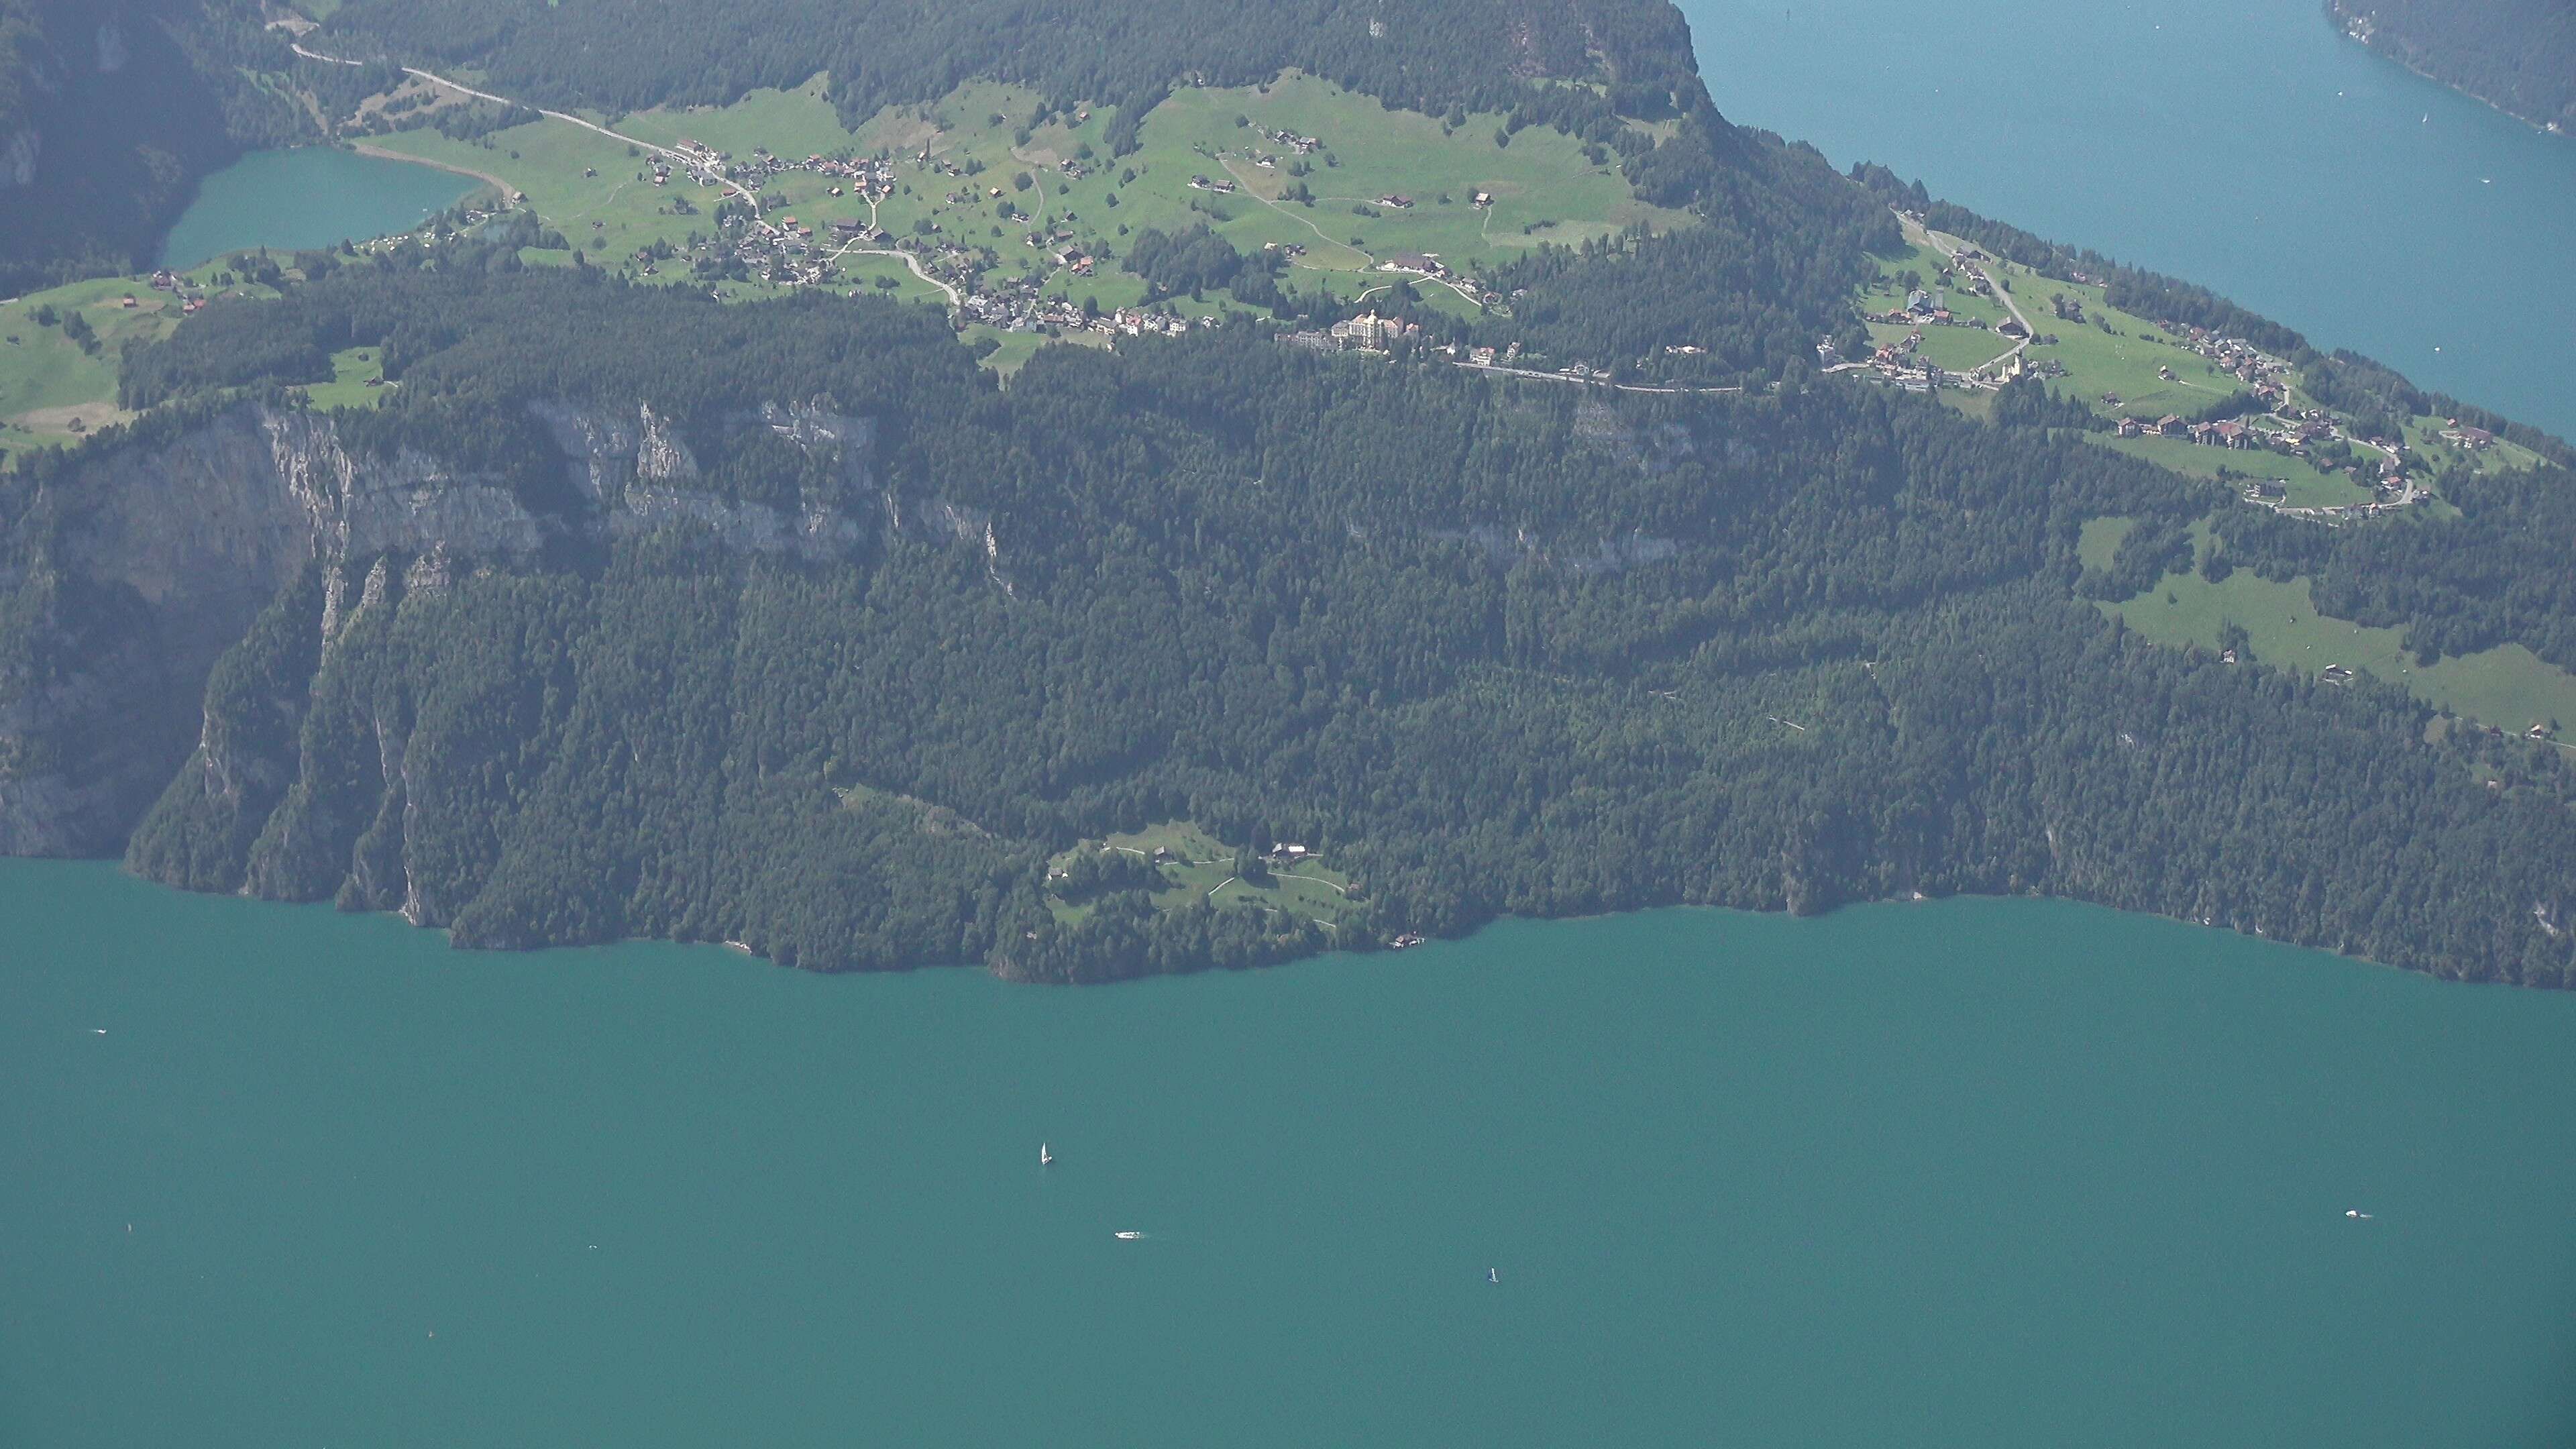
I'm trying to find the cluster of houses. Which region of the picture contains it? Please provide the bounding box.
[2114,413,2257,448]
[953,276,1216,340]
[1998,352,2067,382]
[144,269,209,315]
[2182,328,2287,384]
[1277,312,1427,354]
[1870,287,1954,326]
[1326,311,1419,350]
[661,138,900,207]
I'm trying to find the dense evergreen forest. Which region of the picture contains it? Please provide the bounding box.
[313,0,1705,144]
[0,0,320,293]
[3,266,2566,987]
[1485,131,1892,383]
[2331,0,2576,133]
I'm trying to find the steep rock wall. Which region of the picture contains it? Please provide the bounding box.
[0,398,889,858]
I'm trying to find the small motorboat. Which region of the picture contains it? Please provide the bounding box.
[1488,1267,1500,1285]
[1040,1142,1055,1168]
[2345,1209,2373,1220]
[1114,1230,1142,1240]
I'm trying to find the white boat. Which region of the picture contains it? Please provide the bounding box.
[2345,1209,2373,1220]
[1040,1142,1054,1167]
[1488,1267,1500,1285]
[1114,1230,1142,1240]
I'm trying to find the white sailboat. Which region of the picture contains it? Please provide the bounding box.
[1040,1142,1055,1167]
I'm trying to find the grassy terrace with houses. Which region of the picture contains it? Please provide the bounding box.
[354,70,1686,345]
[1044,822,1366,933]
[0,263,284,466]
[1854,222,2548,519]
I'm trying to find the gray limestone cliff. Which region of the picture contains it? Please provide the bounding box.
[0,126,36,189]
[0,396,900,859]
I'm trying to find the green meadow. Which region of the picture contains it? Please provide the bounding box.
[1858,240,2012,329]
[1980,263,2231,417]
[302,346,390,411]
[2095,431,2371,509]
[366,70,1684,315]
[1047,821,1363,930]
[2076,515,2136,571]
[2106,537,2576,737]
[0,264,279,463]
[1866,319,2012,374]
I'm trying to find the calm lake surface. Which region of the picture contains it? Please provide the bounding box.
[5,860,2574,1446]
[1682,0,2576,438]
[158,147,481,271]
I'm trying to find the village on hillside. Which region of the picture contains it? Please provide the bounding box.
[1834,217,2540,521]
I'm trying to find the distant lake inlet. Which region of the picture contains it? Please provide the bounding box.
[158,146,484,270]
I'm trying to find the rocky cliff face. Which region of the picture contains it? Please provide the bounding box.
[529,397,877,557]
[0,127,36,189]
[0,396,895,858]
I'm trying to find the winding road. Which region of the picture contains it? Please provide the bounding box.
[292,40,962,309]
[1901,212,2034,381]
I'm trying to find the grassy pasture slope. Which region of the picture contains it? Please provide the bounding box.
[2106,529,2576,737]
[1047,822,1362,930]
[0,264,279,463]
[369,71,1686,310]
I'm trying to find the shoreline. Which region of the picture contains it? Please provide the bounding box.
[2,851,2554,993]
[2326,3,2571,140]
[346,142,513,199]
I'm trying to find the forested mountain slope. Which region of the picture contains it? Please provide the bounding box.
[3,2,2572,988]
[2331,0,2576,133]
[0,0,313,294]
[311,0,1705,136]
[5,268,2571,985]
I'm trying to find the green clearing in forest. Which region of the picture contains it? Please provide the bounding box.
[2077,516,2135,572]
[1866,319,2012,374]
[2107,557,2576,738]
[301,346,390,411]
[2094,431,2372,510]
[1046,821,1362,929]
[0,264,279,464]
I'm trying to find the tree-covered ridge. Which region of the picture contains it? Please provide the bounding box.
[0,0,318,294]
[313,0,1706,140]
[6,268,2559,986]
[1480,129,1895,382]
[2332,0,2576,133]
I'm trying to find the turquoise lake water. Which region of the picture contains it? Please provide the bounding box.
[25,7,2576,1439]
[158,147,481,271]
[5,860,2574,1446]
[1680,0,2576,438]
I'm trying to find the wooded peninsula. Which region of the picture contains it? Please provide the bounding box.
[2,0,2571,987]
